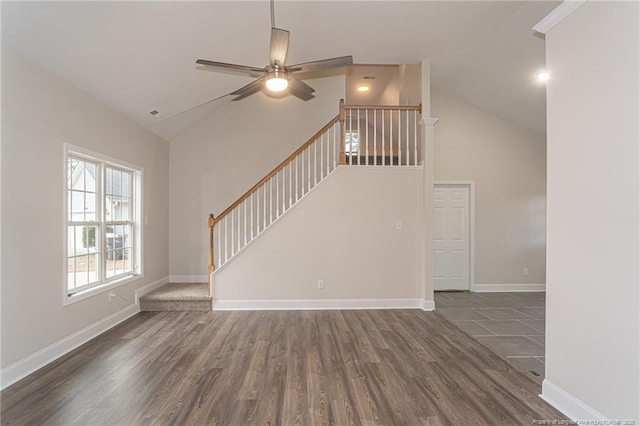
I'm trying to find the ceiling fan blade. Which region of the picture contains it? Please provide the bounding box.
[230,77,265,96]
[196,59,265,76]
[231,78,265,101]
[288,76,315,101]
[270,28,290,66]
[288,55,353,73]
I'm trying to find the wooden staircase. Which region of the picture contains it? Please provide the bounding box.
[145,100,421,312]
[139,282,212,311]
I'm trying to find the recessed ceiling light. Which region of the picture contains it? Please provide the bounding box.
[536,71,550,82]
[356,85,369,93]
[148,109,162,118]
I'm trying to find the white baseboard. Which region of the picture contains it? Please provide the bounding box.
[473,283,545,292]
[169,275,207,283]
[422,300,435,311]
[213,298,423,310]
[134,276,170,304]
[0,303,139,390]
[541,379,607,421]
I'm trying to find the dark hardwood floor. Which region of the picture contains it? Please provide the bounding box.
[1,310,566,425]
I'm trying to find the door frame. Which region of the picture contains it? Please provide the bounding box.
[433,181,475,292]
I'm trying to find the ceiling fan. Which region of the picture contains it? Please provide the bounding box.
[195,0,353,102]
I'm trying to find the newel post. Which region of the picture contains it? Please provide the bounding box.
[208,214,215,297]
[339,99,346,165]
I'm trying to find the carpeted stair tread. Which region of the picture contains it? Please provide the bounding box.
[140,282,211,311]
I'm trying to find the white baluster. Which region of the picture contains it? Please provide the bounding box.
[231,210,235,256]
[414,110,418,166]
[405,110,409,166]
[217,222,221,267]
[307,146,311,191]
[276,170,280,217]
[237,208,240,251]
[373,110,377,166]
[326,131,329,176]
[391,109,395,166]
[224,215,228,262]
[382,109,385,165]
[360,109,365,166]
[406,108,410,166]
[295,155,299,202]
[270,178,273,223]
[289,162,292,207]
[398,109,402,165]
[333,124,337,168]
[321,134,325,179]
[250,193,254,239]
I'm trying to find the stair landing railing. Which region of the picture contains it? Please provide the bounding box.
[207,99,422,295]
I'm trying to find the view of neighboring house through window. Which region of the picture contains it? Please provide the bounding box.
[345,132,359,155]
[66,147,141,299]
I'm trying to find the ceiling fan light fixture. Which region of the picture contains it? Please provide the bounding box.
[265,69,289,92]
[536,71,550,82]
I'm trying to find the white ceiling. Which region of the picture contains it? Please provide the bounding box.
[1,1,558,141]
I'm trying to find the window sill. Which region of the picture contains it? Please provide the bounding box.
[64,274,143,306]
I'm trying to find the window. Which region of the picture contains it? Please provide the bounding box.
[65,146,142,301]
[345,132,359,155]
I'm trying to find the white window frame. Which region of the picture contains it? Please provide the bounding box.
[63,144,143,305]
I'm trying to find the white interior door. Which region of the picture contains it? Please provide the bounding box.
[434,185,470,291]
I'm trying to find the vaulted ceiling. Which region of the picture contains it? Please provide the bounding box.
[1,1,557,141]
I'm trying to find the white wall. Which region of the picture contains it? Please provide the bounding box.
[432,89,547,288]
[1,49,170,370]
[544,2,639,420]
[213,167,422,306]
[169,75,344,279]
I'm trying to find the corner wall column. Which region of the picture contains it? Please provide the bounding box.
[420,117,439,310]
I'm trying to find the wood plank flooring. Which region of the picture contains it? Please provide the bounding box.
[1,310,567,425]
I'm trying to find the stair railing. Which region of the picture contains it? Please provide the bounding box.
[207,99,422,295]
[207,112,342,294]
[342,104,422,166]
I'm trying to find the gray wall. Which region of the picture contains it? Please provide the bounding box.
[432,89,547,288]
[169,76,345,280]
[544,1,639,420]
[1,49,170,369]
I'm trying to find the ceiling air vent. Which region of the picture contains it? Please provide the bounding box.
[148,109,162,118]
[363,76,376,80]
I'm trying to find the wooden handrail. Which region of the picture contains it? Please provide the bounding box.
[215,114,340,222]
[344,103,422,114]
[207,99,424,283]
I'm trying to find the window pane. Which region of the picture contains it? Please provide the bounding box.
[345,132,359,154]
[67,225,101,292]
[105,168,113,196]
[67,226,77,257]
[85,162,96,192]
[67,257,76,290]
[105,167,133,222]
[68,157,98,222]
[106,224,132,279]
[122,172,130,197]
[70,190,84,221]
[86,193,97,221]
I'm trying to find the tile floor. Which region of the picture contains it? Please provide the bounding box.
[434,291,546,382]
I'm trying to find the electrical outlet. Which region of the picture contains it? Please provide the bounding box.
[523,267,529,276]
[396,220,403,230]
[317,280,324,289]
[109,292,117,302]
